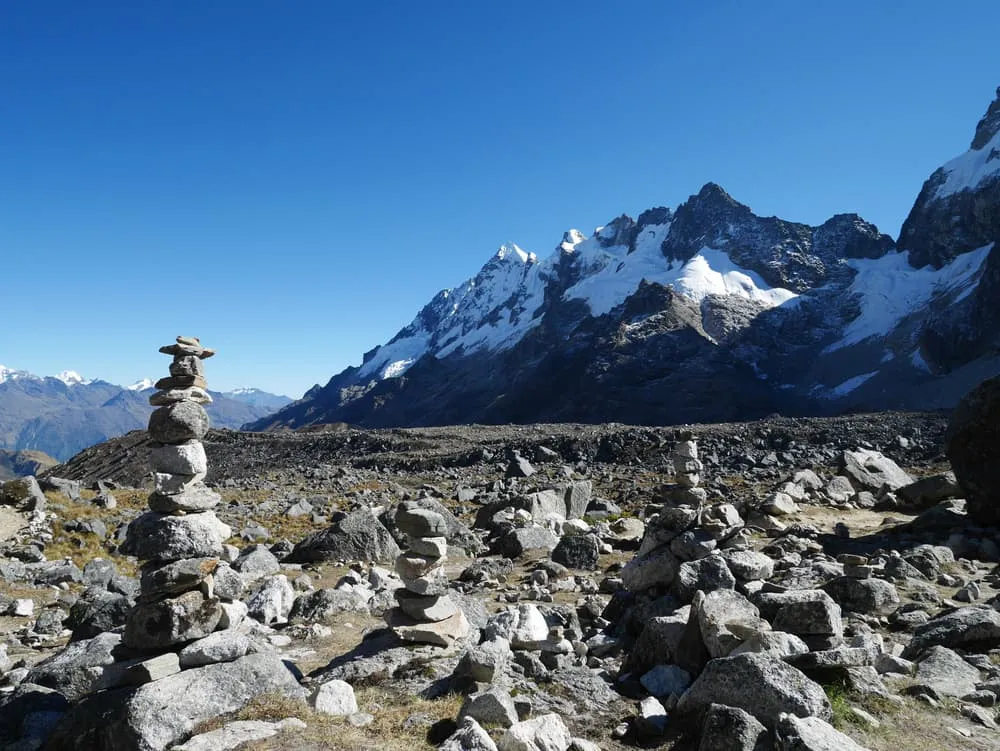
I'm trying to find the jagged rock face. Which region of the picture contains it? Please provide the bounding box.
[662,184,893,291]
[900,88,1000,269]
[247,87,1000,433]
[919,239,1000,371]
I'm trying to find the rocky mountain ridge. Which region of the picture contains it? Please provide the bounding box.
[251,88,1000,433]
[0,369,291,462]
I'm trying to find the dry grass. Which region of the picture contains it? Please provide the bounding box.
[195,687,465,751]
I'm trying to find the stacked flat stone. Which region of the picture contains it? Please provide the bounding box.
[123,336,233,649]
[664,431,707,508]
[386,501,470,647]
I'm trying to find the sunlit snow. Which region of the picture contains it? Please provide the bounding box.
[827,371,878,397]
[824,244,994,353]
[934,129,1000,199]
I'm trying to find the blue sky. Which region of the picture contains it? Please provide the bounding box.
[2,1,998,397]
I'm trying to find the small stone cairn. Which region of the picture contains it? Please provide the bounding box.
[123,336,234,650]
[386,501,470,647]
[665,430,707,509]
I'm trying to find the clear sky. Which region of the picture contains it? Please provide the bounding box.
[3,1,998,397]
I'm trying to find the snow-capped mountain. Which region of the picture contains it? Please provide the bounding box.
[0,368,292,461]
[250,87,1000,432]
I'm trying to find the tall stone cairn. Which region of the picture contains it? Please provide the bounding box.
[385,501,470,647]
[123,336,233,649]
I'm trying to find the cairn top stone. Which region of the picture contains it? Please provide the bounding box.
[159,336,216,360]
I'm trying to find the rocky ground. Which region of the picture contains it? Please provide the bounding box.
[1,410,999,750]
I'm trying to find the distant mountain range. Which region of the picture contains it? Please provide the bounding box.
[0,367,292,462]
[250,86,1000,431]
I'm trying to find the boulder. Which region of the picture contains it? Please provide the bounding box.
[699,703,769,751]
[178,630,255,668]
[24,632,122,701]
[441,717,499,751]
[897,472,960,508]
[459,686,519,728]
[0,476,47,511]
[947,375,1000,524]
[674,652,831,729]
[774,713,872,751]
[551,534,600,570]
[43,653,306,751]
[840,449,913,492]
[147,402,209,444]
[676,555,736,603]
[498,527,559,559]
[902,606,1000,658]
[821,577,899,616]
[310,679,358,716]
[289,508,400,563]
[913,645,981,697]
[121,512,231,563]
[497,714,572,751]
[124,590,223,649]
[621,548,679,593]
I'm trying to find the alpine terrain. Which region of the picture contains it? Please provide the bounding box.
[251,87,1000,432]
[0,367,291,462]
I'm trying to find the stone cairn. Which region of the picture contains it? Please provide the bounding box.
[123,336,234,650]
[666,430,706,509]
[386,501,470,647]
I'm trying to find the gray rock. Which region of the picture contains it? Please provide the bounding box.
[551,534,600,570]
[39,476,82,502]
[699,703,769,751]
[698,589,764,659]
[246,575,295,625]
[498,526,559,559]
[459,686,519,728]
[621,548,679,592]
[676,555,736,603]
[442,717,499,751]
[897,472,960,508]
[122,653,182,685]
[913,645,981,697]
[840,449,913,492]
[289,588,370,622]
[775,713,872,751]
[43,653,306,751]
[457,637,513,683]
[311,679,358,716]
[122,511,231,563]
[640,664,692,698]
[821,577,899,616]
[178,630,255,668]
[289,508,400,563]
[147,402,209,444]
[395,503,448,538]
[731,631,809,658]
[723,550,775,582]
[0,476,46,511]
[767,591,843,637]
[498,713,572,751]
[635,695,668,737]
[149,441,208,475]
[139,558,219,600]
[396,591,459,622]
[675,652,831,729]
[564,480,592,519]
[232,544,281,582]
[172,718,306,751]
[148,484,221,513]
[67,589,131,640]
[24,631,122,701]
[901,606,1000,658]
[124,590,223,649]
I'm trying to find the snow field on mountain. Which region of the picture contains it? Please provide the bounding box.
[934,126,1000,199]
[824,243,994,353]
[563,221,797,316]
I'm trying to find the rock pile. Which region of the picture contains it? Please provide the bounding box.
[386,501,470,647]
[123,336,233,649]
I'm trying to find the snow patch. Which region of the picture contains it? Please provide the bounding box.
[828,371,878,398]
[127,378,154,391]
[911,349,931,373]
[55,370,91,386]
[824,244,994,353]
[563,225,797,316]
[934,129,1000,200]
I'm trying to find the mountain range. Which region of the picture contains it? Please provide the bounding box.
[0,367,291,462]
[249,86,1000,432]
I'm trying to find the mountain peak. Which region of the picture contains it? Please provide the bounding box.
[971,86,1000,150]
[494,243,536,264]
[55,370,90,386]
